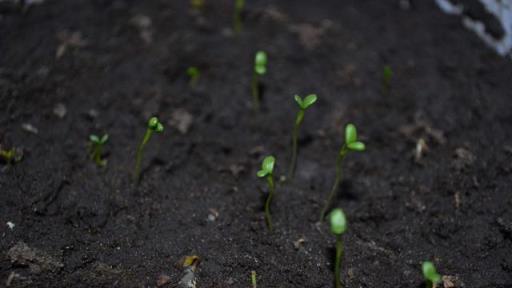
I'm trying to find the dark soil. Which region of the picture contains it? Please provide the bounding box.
[1,0,512,287]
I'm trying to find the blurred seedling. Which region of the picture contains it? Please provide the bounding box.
[186,66,200,88]
[329,208,347,288]
[288,94,317,179]
[0,145,23,165]
[251,270,257,288]
[422,261,442,288]
[382,65,393,95]
[319,123,365,221]
[190,0,204,11]
[233,0,245,34]
[89,134,109,167]
[257,155,276,230]
[251,51,267,111]
[134,116,164,183]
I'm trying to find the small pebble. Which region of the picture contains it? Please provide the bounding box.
[21,123,38,134]
[53,103,67,118]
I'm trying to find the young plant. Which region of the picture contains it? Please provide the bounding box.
[288,94,317,179]
[319,123,365,221]
[134,116,164,183]
[0,146,23,165]
[251,51,267,110]
[329,208,347,288]
[422,261,441,288]
[233,0,245,34]
[190,0,204,11]
[251,270,257,288]
[257,155,276,231]
[186,66,200,88]
[382,65,393,95]
[89,134,109,167]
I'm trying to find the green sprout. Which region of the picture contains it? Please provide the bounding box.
[422,261,441,288]
[329,208,347,288]
[134,116,164,183]
[251,51,267,111]
[288,94,317,180]
[0,146,23,165]
[319,123,365,221]
[89,134,109,167]
[382,65,393,95]
[186,66,200,88]
[251,270,257,288]
[190,0,204,11]
[257,155,276,231]
[233,0,245,34]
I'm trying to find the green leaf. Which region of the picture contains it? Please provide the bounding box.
[235,0,245,10]
[348,141,365,151]
[294,95,303,107]
[422,261,441,283]
[155,123,164,133]
[254,51,267,75]
[100,134,109,144]
[261,155,275,174]
[187,66,199,77]
[345,123,357,144]
[329,208,347,235]
[301,94,317,109]
[257,170,267,178]
[148,117,159,129]
[89,134,99,143]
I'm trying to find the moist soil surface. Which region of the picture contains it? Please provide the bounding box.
[1,0,512,287]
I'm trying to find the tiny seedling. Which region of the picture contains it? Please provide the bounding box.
[186,66,200,88]
[319,123,365,221]
[257,155,276,230]
[251,51,267,110]
[134,116,164,183]
[382,65,393,95]
[190,0,204,11]
[288,94,317,179]
[329,208,347,288]
[233,0,245,34]
[0,146,23,165]
[251,270,257,288]
[422,261,441,288]
[89,134,109,167]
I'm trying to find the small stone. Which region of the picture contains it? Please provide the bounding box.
[53,103,67,118]
[169,109,194,134]
[157,274,171,287]
[21,123,38,134]
[6,221,15,230]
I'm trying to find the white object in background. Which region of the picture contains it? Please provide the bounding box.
[436,0,512,57]
[6,221,15,230]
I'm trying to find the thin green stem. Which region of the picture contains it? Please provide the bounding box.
[320,147,347,222]
[134,129,153,183]
[335,235,343,288]
[264,174,275,231]
[251,271,257,288]
[251,73,260,111]
[288,109,303,179]
[234,7,242,34]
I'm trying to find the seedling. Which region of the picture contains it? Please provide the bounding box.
[251,51,267,110]
[257,155,276,230]
[329,208,347,288]
[288,94,317,179]
[186,66,200,88]
[134,116,164,183]
[233,0,245,34]
[0,146,23,165]
[382,65,393,95]
[190,0,204,11]
[422,261,441,288]
[319,123,365,221]
[89,134,109,167]
[251,270,257,288]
